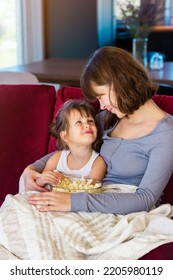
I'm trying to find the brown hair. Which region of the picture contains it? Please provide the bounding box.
[80,46,158,128]
[50,99,102,151]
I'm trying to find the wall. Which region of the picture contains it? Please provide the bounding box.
[44,0,98,58]
[43,0,115,58]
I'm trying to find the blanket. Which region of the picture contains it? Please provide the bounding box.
[0,191,173,260]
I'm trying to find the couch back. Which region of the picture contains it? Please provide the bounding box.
[0,84,56,204]
[152,94,173,204]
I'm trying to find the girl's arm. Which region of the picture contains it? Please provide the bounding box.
[35,152,64,187]
[89,155,107,182]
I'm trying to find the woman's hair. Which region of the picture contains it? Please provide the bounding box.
[80,46,158,129]
[50,99,102,151]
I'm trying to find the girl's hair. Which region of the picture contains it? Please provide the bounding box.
[50,99,102,151]
[80,46,158,129]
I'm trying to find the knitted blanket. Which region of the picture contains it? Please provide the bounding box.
[0,191,173,260]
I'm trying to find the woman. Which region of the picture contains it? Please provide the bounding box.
[25,46,173,214]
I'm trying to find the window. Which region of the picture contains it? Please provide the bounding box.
[115,0,140,20]
[115,0,172,25]
[0,0,44,69]
[0,0,18,67]
[165,0,172,24]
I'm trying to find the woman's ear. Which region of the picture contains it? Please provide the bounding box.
[60,130,68,143]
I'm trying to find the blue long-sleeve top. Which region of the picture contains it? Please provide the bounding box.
[32,113,173,214]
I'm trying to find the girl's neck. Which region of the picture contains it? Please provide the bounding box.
[67,146,93,170]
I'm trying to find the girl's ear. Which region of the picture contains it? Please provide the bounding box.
[60,130,68,142]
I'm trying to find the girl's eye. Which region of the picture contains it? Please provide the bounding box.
[75,121,82,125]
[88,119,95,124]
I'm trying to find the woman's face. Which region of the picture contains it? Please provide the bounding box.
[91,83,126,118]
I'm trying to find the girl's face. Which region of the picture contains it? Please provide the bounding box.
[91,83,126,119]
[62,109,97,147]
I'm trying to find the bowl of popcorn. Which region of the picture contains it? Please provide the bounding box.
[51,176,102,193]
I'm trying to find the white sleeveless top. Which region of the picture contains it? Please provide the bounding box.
[56,150,99,178]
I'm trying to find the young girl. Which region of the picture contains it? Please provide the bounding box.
[35,99,107,193]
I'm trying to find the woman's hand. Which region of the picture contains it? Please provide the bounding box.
[22,166,48,192]
[27,191,71,212]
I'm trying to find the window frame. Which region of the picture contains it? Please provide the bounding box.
[21,0,44,63]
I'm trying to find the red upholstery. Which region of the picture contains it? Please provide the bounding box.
[153,94,173,115]
[0,84,56,204]
[139,242,173,260]
[152,95,173,205]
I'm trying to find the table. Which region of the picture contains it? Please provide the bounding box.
[0,58,88,87]
[149,62,173,86]
[1,58,173,87]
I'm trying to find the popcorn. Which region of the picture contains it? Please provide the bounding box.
[51,176,102,193]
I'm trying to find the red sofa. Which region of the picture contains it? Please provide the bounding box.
[0,84,173,259]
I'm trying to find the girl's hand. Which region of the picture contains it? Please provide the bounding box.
[27,191,71,212]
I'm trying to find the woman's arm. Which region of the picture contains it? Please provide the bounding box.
[32,152,56,172]
[21,152,56,192]
[27,119,173,214]
[70,130,173,214]
[26,139,173,213]
[22,165,47,192]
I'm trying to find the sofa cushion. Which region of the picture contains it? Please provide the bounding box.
[0,84,56,204]
[153,94,173,115]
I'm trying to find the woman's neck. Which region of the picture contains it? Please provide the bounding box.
[125,99,165,124]
[110,99,166,140]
